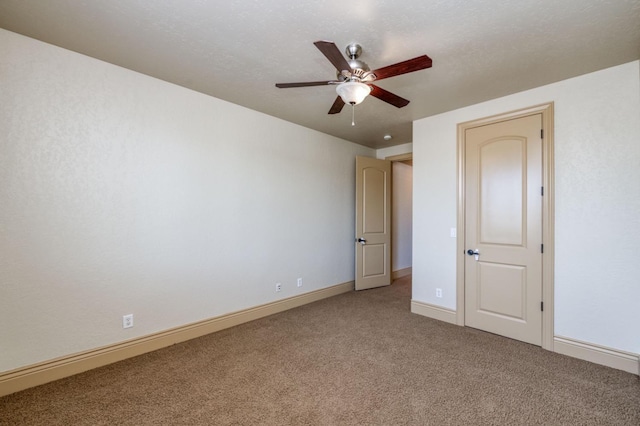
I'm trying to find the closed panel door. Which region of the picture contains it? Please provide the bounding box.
[465,114,542,345]
[355,156,391,290]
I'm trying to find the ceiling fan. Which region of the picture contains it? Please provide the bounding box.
[276,41,432,123]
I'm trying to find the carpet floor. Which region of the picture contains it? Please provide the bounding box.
[1,276,639,425]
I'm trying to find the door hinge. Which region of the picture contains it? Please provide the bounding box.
[541,244,544,253]
[540,129,544,139]
[541,186,544,196]
[541,301,544,311]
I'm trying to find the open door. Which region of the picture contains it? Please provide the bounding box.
[355,156,391,290]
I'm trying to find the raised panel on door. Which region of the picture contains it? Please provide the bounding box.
[362,244,386,277]
[477,262,526,320]
[479,137,525,246]
[363,167,386,234]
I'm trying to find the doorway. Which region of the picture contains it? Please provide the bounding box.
[456,103,554,350]
[354,153,413,290]
[388,153,413,281]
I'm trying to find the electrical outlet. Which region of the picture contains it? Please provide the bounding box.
[122,314,133,329]
[436,288,443,298]
[276,283,282,292]
[297,278,303,287]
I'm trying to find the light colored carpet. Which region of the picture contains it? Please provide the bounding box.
[1,276,639,425]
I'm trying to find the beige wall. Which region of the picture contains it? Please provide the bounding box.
[0,29,374,372]
[413,60,640,354]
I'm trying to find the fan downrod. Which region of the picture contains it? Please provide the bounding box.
[345,43,362,60]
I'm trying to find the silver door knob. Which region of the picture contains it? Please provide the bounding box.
[466,249,479,260]
[356,237,366,245]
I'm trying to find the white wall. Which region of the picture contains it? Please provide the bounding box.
[413,61,640,354]
[376,143,412,159]
[392,162,412,272]
[0,29,374,372]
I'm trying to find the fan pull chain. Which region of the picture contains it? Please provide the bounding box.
[351,103,356,126]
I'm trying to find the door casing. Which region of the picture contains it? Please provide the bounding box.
[456,103,555,351]
[386,152,413,280]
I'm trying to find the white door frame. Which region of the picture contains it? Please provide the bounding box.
[456,103,555,351]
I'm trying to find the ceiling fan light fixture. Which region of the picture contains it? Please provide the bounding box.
[336,82,371,105]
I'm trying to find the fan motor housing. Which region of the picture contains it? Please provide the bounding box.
[337,43,371,81]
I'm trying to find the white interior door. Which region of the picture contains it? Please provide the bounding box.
[355,156,391,291]
[464,114,543,345]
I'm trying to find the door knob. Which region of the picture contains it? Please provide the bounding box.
[356,237,367,245]
[466,249,480,260]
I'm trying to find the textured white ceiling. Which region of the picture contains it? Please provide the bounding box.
[1,0,639,148]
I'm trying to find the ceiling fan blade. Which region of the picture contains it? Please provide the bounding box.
[370,85,410,108]
[276,80,337,88]
[372,55,433,81]
[314,41,352,71]
[328,96,345,114]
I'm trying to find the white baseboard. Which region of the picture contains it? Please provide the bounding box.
[392,267,412,280]
[0,281,354,397]
[554,336,639,375]
[410,299,457,325]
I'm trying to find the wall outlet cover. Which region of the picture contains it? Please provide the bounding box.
[122,314,134,329]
